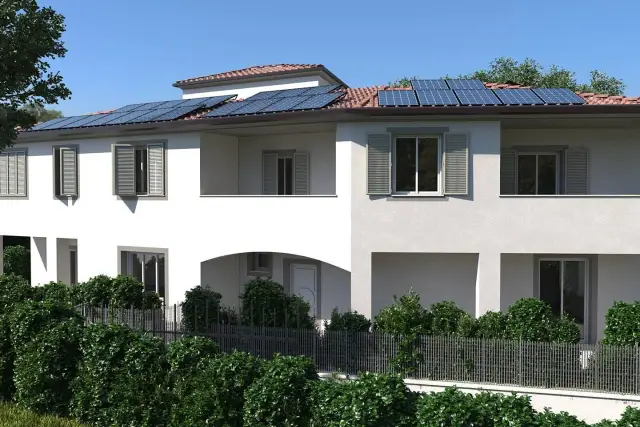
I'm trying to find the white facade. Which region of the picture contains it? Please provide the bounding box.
[4,74,640,342]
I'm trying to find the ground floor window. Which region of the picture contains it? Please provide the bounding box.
[121,251,166,299]
[539,259,588,340]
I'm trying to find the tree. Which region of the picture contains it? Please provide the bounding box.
[0,0,71,151]
[390,57,626,95]
[21,104,64,123]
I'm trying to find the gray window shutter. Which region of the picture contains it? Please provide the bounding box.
[114,145,136,196]
[7,152,17,195]
[16,151,26,196]
[262,152,277,195]
[443,133,468,195]
[293,152,310,195]
[0,153,7,196]
[565,148,588,195]
[367,133,391,195]
[147,144,164,196]
[500,149,517,195]
[60,148,78,196]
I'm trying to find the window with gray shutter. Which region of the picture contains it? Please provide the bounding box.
[114,145,136,196]
[0,151,27,197]
[565,148,588,195]
[293,152,309,195]
[367,133,391,195]
[262,152,278,195]
[147,144,164,196]
[500,149,516,195]
[54,147,78,197]
[443,133,468,195]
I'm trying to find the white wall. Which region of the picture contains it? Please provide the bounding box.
[371,253,478,316]
[500,254,534,311]
[597,255,640,340]
[200,133,238,195]
[181,75,329,100]
[237,132,336,195]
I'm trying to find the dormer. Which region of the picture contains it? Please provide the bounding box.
[173,64,347,100]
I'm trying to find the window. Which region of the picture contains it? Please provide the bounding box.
[54,147,78,197]
[69,246,77,285]
[262,151,309,195]
[394,136,441,194]
[121,251,166,299]
[0,150,27,197]
[517,153,558,195]
[539,259,588,340]
[247,252,272,276]
[114,143,164,197]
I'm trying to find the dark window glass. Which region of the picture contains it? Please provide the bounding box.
[277,158,285,195]
[540,261,562,316]
[395,138,416,192]
[537,154,557,195]
[157,255,165,299]
[284,157,293,195]
[54,149,61,195]
[135,148,148,194]
[69,250,77,285]
[563,261,585,324]
[144,254,157,293]
[130,253,143,283]
[418,137,439,192]
[517,155,537,195]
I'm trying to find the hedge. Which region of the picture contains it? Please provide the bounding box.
[240,278,314,329]
[171,350,262,427]
[72,274,161,309]
[2,245,30,281]
[181,286,223,333]
[167,335,220,375]
[243,355,318,427]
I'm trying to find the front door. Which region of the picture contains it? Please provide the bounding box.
[290,263,317,316]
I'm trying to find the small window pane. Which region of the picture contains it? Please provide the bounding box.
[144,254,157,293]
[537,154,557,195]
[395,138,416,192]
[284,157,293,195]
[563,261,585,325]
[70,250,77,285]
[540,261,561,316]
[256,253,269,269]
[157,255,165,299]
[135,148,148,194]
[517,155,537,195]
[130,253,143,283]
[417,137,439,192]
[277,158,285,195]
[54,149,61,195]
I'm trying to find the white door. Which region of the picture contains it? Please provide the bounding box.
[290,263,317,316]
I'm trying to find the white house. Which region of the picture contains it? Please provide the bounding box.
[2,63,640,344]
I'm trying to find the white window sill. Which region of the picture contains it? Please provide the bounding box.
[389,194,446,199]
[200,194,338,198]
[500,194,640,198]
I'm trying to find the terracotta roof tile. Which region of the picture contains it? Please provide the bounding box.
[176,64,322,85]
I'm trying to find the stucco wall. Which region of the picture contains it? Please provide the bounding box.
[500,253,534,311]
[180,75,329,100]
[597,255,640,340]
[200,133,238,195]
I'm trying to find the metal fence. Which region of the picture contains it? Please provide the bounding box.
[76,304,640,395]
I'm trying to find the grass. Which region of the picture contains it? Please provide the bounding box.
[0,403,87,427]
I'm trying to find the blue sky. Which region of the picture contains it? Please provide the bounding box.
[42,0,640,116]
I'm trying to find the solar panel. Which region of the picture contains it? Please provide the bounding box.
[446,79,486,90]
[57,115,105,129]
[493,89,545,105]
[31,117,69,131]
[378,90,419,106]
[260,96,311,113]
[230,99,281,115]
[532,88,585,105]
[415,89,459,106]
[83,112,131,126]
[290,92,343,110]
[299,85,341,96]
[149,106,201,121]
[411,79,449,90]
[454,89,502,106]
[36,115,88,130]
[246,90,284,101]
[274,87,314,98]
[206,101,248,117]
[102,110,150,125]
[124,109,171,123]
[113,103,148,113]
[199,95,235,108]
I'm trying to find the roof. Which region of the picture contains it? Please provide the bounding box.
[174,64,347,88]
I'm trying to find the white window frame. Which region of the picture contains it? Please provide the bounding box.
[393,135,442,195]
[122,251,166,300]
[516,152,560,195]
[537,257,589,342]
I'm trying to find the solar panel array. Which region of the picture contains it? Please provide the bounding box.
[246,84,341,101]
[30,95,236,131]
[377,79,586,107]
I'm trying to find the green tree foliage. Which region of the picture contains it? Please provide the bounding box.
[0,0,71,150]
[390,57,626,95]
[2,245,30,282]
[20,104,63,123]
[323,308,371,332]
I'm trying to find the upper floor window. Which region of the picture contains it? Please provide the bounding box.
[0,150,27,197]
[247,252,272,277]
[114,143,165,197]
[394,136,441,195]
[54,146,78,197]
[262,150,309,195]
[517,153,558,195]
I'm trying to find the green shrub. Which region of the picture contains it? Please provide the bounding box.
[311,373,415,427]
[602,301,640,346]
[240,278,314,328]
[8,301,81,352]
[0,402,88,426]
[416,387,478,426]
[2,245,30,281]
[31,282,73,306]
[374,290,431,375]
[475,311,506,339]
[244,355,318,427]
[505,298,554,342]
[323,308,371,332]
[535,409,587,427]
[12,318,83,416]
[168,336,220,375]
[456,312,477,338]
[172,351,262,427]
[429,301,467,336]
[550,314,581,344]
[71,324,170,427]
[618,406,640,426]
[181,286,223,333]
[74,275,112,307]
[109,275,145,308]
[472,391,537,427]
[0,274,33,314]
